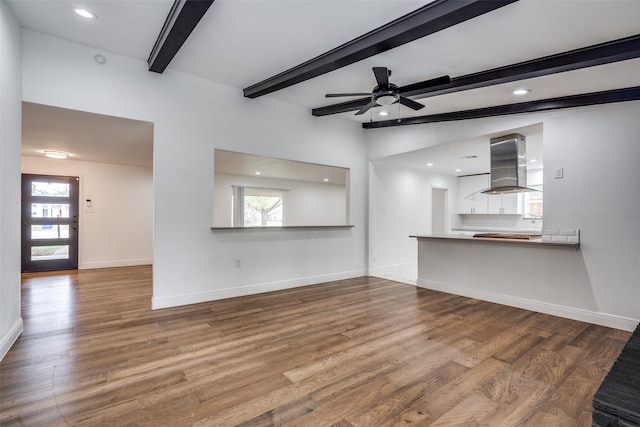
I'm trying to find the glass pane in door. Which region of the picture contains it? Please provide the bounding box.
[31,224,70,239]
[30,203,71,218]
[31,245,70,261]
[31,181,70,197]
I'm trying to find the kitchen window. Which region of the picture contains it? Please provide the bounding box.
[524,185,543,218]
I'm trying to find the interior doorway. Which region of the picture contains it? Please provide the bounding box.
[431,187,448,235]
[21,103,154,273]
[21,174,79,272]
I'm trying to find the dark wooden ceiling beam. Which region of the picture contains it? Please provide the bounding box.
[362,86,640,129]
[148,0,215,74]
[313,34,640,116]
[243,0,518,99]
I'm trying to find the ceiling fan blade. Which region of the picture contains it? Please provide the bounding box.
[355,100,378,115]
[372,67,390,88]
[398,96,425,111]
[399,75,451,94]
[325,93,372,98]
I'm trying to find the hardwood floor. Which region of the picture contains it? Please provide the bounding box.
[1,266,631,426]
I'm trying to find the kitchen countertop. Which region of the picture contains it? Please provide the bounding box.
[411,233,580,249]
[451,227,542,234]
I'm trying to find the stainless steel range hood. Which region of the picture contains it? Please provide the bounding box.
[482,133,537,194]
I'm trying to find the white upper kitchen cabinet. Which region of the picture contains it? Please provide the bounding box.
[458,174,489,214]
[487,193,522,214]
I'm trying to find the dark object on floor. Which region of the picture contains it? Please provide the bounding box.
[593,323,640,426]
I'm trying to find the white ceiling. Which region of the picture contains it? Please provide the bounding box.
[374,123,543,176]
[22,102,154,168]
[8,0,640,167]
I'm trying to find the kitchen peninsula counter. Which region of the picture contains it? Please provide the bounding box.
[410,230,605,329]
[411,233,579,249]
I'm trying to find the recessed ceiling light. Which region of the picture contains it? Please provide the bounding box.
[74,8,96,19]
[43,150,68,159]
[379,111,388,116]
[426,163,433,167]
[255,171,261,175]
[513,88,531,96]
[455,168,462,172]
[323,178,329,182]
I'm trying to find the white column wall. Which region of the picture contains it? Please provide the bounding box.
[21,31,368,309]
[0,0,23,360]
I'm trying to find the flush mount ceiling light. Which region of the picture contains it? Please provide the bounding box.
[426,163,434,167]
[513,88,531,96]
[323,178,329,182]
[255,171,261,175]
[74,8,97,19]
[455,168,462,172]
[43,150,68,159]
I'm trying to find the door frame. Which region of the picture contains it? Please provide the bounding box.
[430,186,449,235]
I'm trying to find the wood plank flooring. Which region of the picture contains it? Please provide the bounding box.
[0,266,631,426]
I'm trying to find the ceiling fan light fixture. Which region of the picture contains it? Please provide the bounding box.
[376,94,398,105]
[325,67,446,116]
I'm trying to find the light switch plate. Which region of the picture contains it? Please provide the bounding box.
[554,167,564,179]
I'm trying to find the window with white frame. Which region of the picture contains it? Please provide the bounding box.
[233,186,284,227]
[524,185,543,218]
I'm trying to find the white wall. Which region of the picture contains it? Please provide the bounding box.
[21,30,368,309]
[528,168,543,186]
[0,0,23,360]
[367,101,640,327]
[22,156,153,269]
[543,103,640,322]
[369,161,458,284]
[214,173,347,227]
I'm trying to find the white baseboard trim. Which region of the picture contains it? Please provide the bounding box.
[80,258,153,270]
[1,318,24,361]
[152,269,367,310]
[417,278,639,332]
[369,262,417,286]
